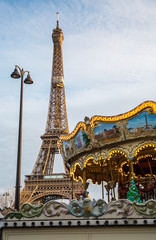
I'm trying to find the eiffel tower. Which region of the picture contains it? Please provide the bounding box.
[21,13,82,204]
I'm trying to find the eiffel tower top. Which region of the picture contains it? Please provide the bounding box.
[52,12,64,79]
[44,12,69,136]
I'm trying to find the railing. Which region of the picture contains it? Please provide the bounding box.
[119,179,156,201]
[25,174,70,181]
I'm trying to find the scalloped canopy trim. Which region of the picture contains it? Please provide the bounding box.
[60,101,156,141]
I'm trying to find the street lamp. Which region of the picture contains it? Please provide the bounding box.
[11,65,33,211]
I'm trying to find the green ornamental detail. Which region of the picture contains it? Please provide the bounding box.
[20,203,44,218]
[4,212,22,220]
[82,132,90,147]
[133,200,156,216]
[5,203,44,219]
[127,178,142,203]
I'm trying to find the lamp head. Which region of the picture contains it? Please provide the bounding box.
[24,73,33,84]
[11,67,20,79]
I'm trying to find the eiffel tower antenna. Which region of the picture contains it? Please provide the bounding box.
[21,13,82,204]
[57,12,59,28]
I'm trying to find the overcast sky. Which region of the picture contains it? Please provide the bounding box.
[0,0,156,198]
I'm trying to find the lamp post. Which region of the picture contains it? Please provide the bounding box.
[11,65,33,211]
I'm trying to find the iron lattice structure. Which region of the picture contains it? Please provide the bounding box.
[21,17,82,204]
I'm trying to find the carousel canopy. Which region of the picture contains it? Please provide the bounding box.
[59,101,156,194]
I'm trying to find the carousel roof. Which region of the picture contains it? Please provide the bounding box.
[59,101,156,185]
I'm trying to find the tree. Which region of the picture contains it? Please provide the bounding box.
[0,187,15,209]
[127,178,142,203]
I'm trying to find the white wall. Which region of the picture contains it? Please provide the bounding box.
[2,226,156,240]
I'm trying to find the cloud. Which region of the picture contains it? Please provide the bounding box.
[0,0,156,195]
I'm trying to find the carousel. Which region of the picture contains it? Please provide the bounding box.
[2,101,156,239]
[59,101,156,202]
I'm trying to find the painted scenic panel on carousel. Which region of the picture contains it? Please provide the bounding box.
[94,122,121,142]
[63,140,73,158]
[74,130,90,149]
[126,111,156,136]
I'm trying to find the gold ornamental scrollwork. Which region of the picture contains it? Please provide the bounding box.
[60,122,87,141]
[60,101,156,145]
[90,101,156,125]
[84,116,96,145]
